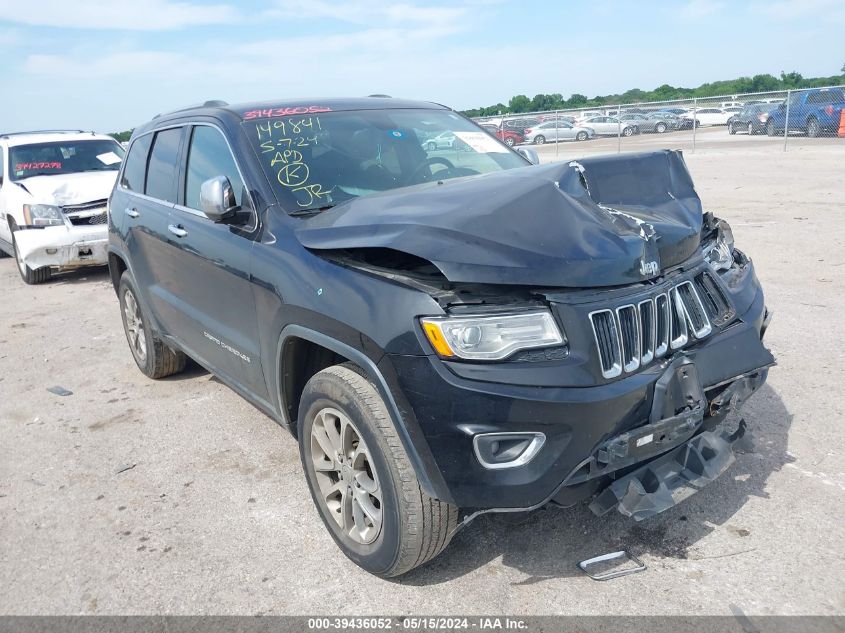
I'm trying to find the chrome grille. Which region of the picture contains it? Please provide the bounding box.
[590,278,728,379]
[61,199,108,214]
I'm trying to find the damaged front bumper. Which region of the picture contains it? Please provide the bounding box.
[13,224,108,270]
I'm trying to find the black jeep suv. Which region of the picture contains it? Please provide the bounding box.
[108,97,774,577]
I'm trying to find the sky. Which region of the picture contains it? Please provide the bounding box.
[0,0,843,132]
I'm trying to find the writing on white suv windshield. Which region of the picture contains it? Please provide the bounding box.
[9,140,125,181]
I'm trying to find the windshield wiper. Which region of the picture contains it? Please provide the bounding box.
[289,204,335,217]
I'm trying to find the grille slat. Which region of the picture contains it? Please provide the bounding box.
[61,199,108,214]
[589,275,727,380]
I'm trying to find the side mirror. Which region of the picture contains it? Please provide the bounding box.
[200,175,238,222]
[516,147,540,165]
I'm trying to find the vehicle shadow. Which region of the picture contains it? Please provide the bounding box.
[50,265,111,285]
[398,382,790,586]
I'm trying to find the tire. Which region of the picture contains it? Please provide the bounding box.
[534,135,545,145]
[767,120,777,136]
[655,122,667,134]
[118,271,186,379]
[426,142,436,151]
[299,364,458,577]
[807,117,820,138]
[504,137,515,147]
[747,123,754,135]
[12,232,51,284]
[576,131,588,141]
[622,126,634,137]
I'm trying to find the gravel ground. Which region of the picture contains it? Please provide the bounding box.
[1,131,843,616]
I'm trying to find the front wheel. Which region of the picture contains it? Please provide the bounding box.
[767,120,777,136]
[12,232,51,284]
[504,136,515,147]
[655,122,667,133]
[299,364,458,577]
[728,123,736,134]
[807,117,820,138]
[747,123,754,135]
[426,141,436,151]
[576,131,588,141]
[622,126,634,137]
[534,135,545,145]
[118,272,186,379]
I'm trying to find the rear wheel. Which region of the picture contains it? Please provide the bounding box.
[576,131,588,141]
[504,136,515,147]
[12,232,51,285]
[747,123,754,135]
[534,135,545,145]
[299,364,458,577]
[728,122,736,134]
[118,271,186,379]
[766,120,777,136]
[807,117,820,138]
[655,122,667,133]
[622,126,634,137]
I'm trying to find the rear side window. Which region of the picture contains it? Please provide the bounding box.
[145,128,183,203]
[184,126,245,211]
[120,135,152,192]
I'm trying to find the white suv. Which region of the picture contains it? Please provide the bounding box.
[0,130,124,284]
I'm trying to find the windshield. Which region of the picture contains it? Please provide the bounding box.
[9,139,125,181]
[243,108,527,214]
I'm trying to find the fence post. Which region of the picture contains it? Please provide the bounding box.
[692,97,697,153]
[617,106,622,154]
[783,89,791,152]
[555,110,560,160]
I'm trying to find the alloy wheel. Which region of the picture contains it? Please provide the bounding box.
[123,288,147,363]
[310,407,383,545]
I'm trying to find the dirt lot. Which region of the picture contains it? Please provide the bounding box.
[1,133,844,616]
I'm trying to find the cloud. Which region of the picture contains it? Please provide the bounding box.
[0,0,239,30]
[678,0,725,20]
[754,0,842,19]
[265,0,469,29]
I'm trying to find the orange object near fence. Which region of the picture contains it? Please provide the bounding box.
[839,109,845,137]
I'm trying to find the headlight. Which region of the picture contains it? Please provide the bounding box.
[420,309,565,361]
[703,219,735,272]
[23,204,64,227]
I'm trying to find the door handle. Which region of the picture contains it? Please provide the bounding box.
[168,224,188,238]
[125,208,139,218]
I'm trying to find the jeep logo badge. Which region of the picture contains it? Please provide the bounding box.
[640,260,659,276]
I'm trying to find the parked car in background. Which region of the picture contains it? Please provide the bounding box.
[619,113,669,133]
[480,124,524,147]
[577,116,637,137]
[0,130,124,284]
[659,108,689,115]
[720,101,744,109]
[765,87,845,137]
[727,104,775,135]
[523,121,594,144]
[422,131,458,150]
[576,110,603,120]
[503,118,540,132]
[682,108,733,126]
[645,112,681,132]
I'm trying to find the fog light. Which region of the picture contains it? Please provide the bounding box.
[473,432,545,470]
[46,248,57,254]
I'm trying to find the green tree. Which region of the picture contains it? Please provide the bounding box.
[508,95,531,113]
[110,130,133,143]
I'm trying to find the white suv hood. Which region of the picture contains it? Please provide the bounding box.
[16,171,118,206]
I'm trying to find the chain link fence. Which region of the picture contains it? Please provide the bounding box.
[473,85,845,157]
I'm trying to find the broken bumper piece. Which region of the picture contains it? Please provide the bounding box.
[13,225,108,270]
[588,419,749,521]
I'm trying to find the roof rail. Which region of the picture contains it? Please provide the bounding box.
[0,129,87,139]
[153,99,230,119]
[367,94,392,98]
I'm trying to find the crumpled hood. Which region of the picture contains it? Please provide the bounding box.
[296,150,704,287]
[14,171,117,206]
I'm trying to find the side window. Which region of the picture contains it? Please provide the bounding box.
[120,135,152,192]
[145,127,183,203]
[0,147,5,183]
[184,126,245,212]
